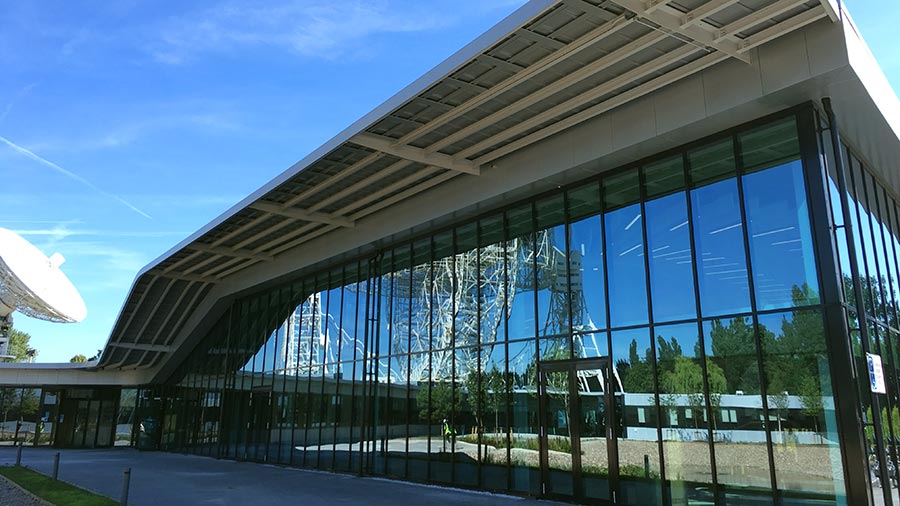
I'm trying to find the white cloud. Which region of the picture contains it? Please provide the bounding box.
[148,0,448,64]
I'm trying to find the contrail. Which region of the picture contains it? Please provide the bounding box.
[0,135,153,219]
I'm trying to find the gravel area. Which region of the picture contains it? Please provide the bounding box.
[0,475,42,506]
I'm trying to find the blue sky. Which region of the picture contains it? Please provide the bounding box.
[0,0,897,363]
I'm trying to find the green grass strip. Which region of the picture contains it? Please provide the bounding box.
[0,465,117,506]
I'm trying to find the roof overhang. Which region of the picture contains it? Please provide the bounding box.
[89,0,898,380]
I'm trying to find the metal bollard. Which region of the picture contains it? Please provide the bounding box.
[52,452,60,480]
[644,454,650,478]
[120,467,131,506]
[15,442,22,466]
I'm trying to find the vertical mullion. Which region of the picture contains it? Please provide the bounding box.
[598,179,617,501]
[734,131,778,506]
[475,229,483,485]
[288,285,304,467]
[406,244,414,479]
[643,170,671,504]
[684,150,721,505]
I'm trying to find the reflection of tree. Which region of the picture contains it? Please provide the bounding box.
[416,381,459,425]
[708,318,761,395]
[799,376,824,433]
[843,274,899,328]
[617,340,653,393]
[464,365,512,434]
[659,355,725,428]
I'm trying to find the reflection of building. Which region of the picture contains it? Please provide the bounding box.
[4,1,900,505]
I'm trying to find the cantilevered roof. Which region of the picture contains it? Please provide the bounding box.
[97,0,838,371]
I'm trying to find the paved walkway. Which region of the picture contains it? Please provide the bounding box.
[0,447,566,506]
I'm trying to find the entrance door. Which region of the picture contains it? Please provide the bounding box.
[539,358,620,504]
[248,390,272,461]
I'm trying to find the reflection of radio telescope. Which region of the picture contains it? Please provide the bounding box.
[0,228,87,359]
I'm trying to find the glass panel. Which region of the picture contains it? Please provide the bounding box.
[508,204,537,341]
[606,203,649,327]
[655,322,714,505]
[569,213,607,332]
[738,117,800,174]
[646,191,696,322]
[759,310,846,505]
[613,328,664,505]
[568,181,601,222]
[689,139,735,186]
[744,160,819,310]
[850,157,876,317]
[644,155,686,199]
[509,338,540,495]
[604,169,640,210]
[544,368,574,496]
[479,344,510,489]
[579,334,611,502]
[703,317,772,503]
[537,195,569,337]
[691,178,751,317]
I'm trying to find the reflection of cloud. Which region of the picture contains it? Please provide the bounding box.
[0,135,152,219]
[149,0,446,64]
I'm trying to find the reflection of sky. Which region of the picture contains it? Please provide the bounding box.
[691,179,751,316]
[744,161,818,310]
[606,203,648,327]
[646,192,696,322]
[570,215,606,330]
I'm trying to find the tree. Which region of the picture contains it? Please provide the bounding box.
[70,354,88,363]
[7,328,37,362]
[0,329,37,430]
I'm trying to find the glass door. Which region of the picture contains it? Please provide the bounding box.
[249,390,272,461]
[539,357,616,504]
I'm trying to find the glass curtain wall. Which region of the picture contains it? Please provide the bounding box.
[161,109,850,506]
[821,108,900,506]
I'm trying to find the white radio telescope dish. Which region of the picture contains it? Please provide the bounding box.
[0,227,87,358]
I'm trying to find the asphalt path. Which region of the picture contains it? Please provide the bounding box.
[0,446,567,506]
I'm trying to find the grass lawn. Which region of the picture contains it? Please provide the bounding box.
[0,465,117,506]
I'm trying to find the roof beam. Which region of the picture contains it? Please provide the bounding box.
[351,133,480,175]
[149,270,219,284]
[475,51,727,166]
[515,28,565,51]
[110,342,174,353]
[563,0,617,22]
[737,6,828,53]
[477,54,525,74]
[680,0,741,28]
[137,282,210,370]
[458,43,699,160]
[249,201,356,227]
[394,13,633,148]
[610,0,750,63]
[187,243,274,262]
[428,30,667,154]
[714,0,810,40]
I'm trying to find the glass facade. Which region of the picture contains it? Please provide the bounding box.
[137,108,865,505]
[821,113,900,506]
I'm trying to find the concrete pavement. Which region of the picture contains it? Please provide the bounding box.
[0,447,566,506]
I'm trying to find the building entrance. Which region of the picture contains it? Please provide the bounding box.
[539,357,620,504]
